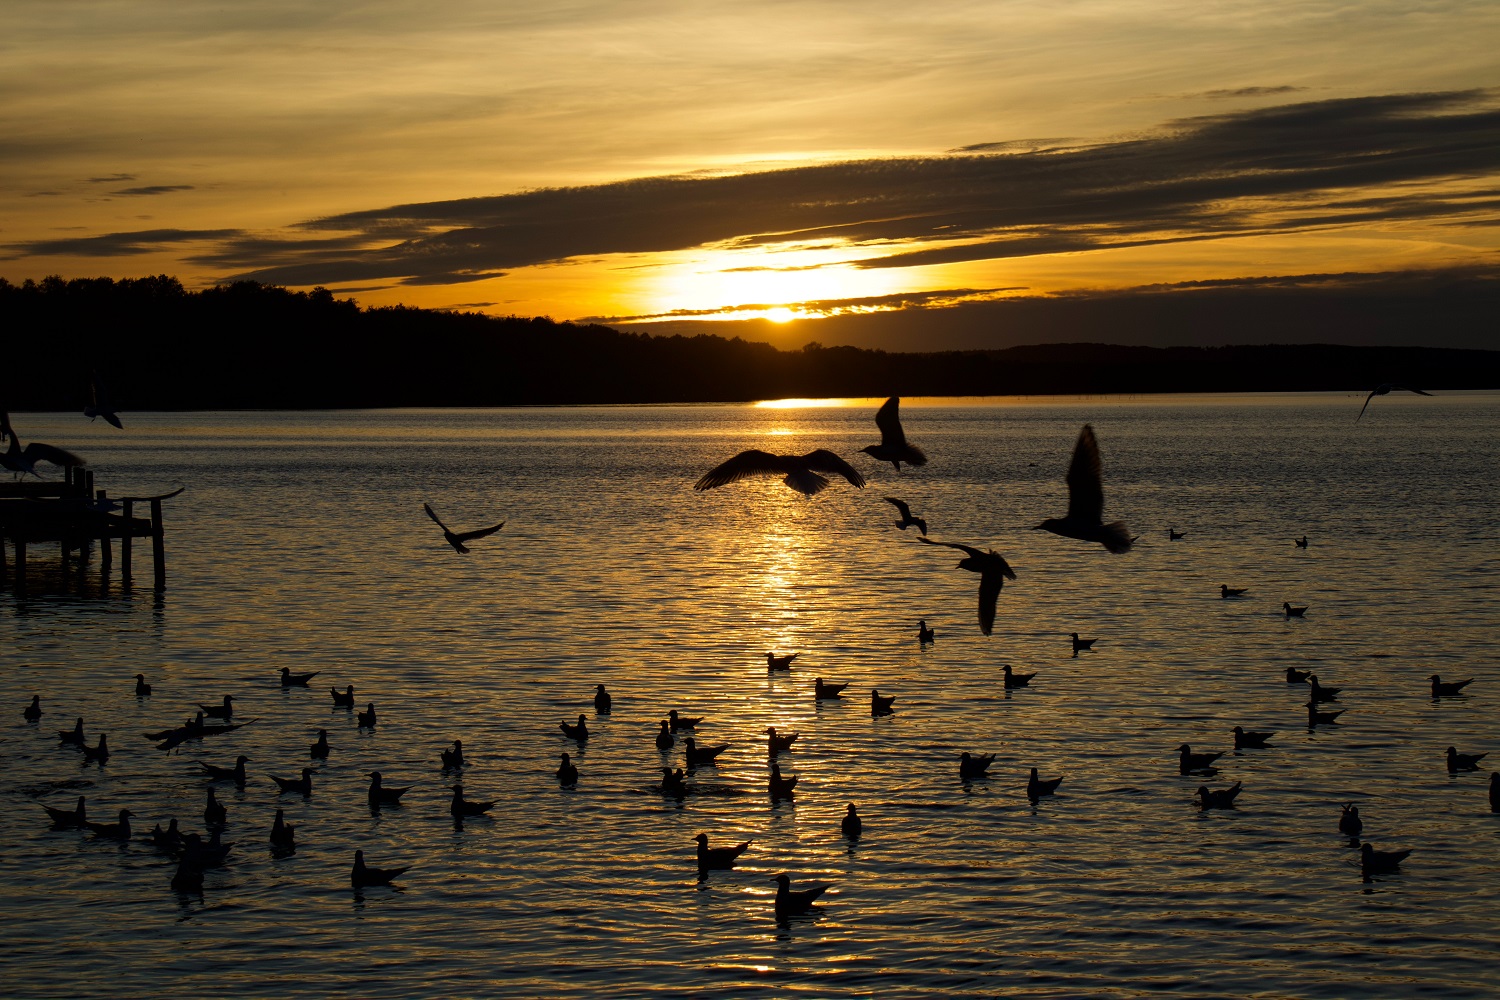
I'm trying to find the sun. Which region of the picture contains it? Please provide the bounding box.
[763,306,797,323]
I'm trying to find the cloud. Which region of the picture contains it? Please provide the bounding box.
[110,184,195,196]
[85,174,136,183]
[1200,85,1307,99]
[3,228,240,258]
[584,287,1021,323]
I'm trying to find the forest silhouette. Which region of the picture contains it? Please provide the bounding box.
[4,275,1496,409]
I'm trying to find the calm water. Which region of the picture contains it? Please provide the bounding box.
[2,394,1497,999]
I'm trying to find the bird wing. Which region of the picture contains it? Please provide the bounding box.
[1064,424,1105,523]
[802,450,866,488]
[694,450,787,490]
[873,396,906,448]
[917,536,985,559]
[1394,385,1434,396]
[454,521,504,543]
[23,442,86,467]
[422,503,450,532]
[883,496,913,519]
[977,571,1003,635]
[1356,390,1379,421]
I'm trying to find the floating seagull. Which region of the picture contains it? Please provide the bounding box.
[1430,674,1472,698]
[1307,702,1345,726]
[669,710,702,730]
[917,619,935,643]
[82,734,110,764]
[1359,842,1411,875]
[270,809,296,851]
[695,833,752,870]
[1069,633,1096,656]
[199,695,234,720]
[366,771,409,806]
[441,740,465,769]
[1307,674,1341,702]
[0,412,86,479]
[149,818,184,853]
[560,714,589,741]
[860,396,927,471]
[203,788,227,827]
[1196,782,1242,810]
[1169,528,1185,540]
[133,674,152,697]
[310,729,331,758]
[23,695,41,721]
[656,721,675,750]
[331,685,356,707]
[1220,585,1247,599]
[766,727,799,756]
[1233,726,1274,749]
[659,768,687,797]
[280,667,319,687]
[1286,667,1310,684]
[594,685,612,715]
[883,496,927,535]
[1002,665,1035,689]
[356,702,379,728]
[42,795,87,829]
[58,717,86,745]
[1283,602,1307,618]
[1034,425,1132,553]
[170,859,204,894]
[769,762,798,798]
[352,849,411,887]
[1178,745,1224,773]
[814,678,848,700]
[1295,536,1308,548]
[1339,804,1363,838]
[871,689,896,716]
[1357,384,1433,422]
[1447,746,1488,772]
[423,502,504,554]
[199,755,249,784]
[1027,767,1062,800]
[84,370,124,429]
[271,768,314,795]
[766,652,799,671]
[450,784,495,817]
[694,449,866,497]
[684,737,728,767]
[557,753,578,785]
[917,537,1015,635]
[842,803,862,838]
[773,874,830,916]
[959,751,995,780]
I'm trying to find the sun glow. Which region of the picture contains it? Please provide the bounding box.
[754,398,849,409]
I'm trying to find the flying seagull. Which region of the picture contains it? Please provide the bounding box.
[883,496,927,535]
[859,396,927,471]
[423,503,505,554]
[1357,384,1432,421]
[1034,424,1132,553]
[0,412,85,479]
[917,537,1016,635]
[84,370,123,428]
[694,449,865,497]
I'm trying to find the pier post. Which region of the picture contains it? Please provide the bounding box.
[150,498,166,590]
[122,500,133,584]
[98,491,113,568]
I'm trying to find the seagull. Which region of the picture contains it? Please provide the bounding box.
[1169,528,1185,540]
[684,737,728,767]
[557,753,578,785]
[1178,745,1224,773]
[280,667,319,687]
[270,809,296,851]
[1307,702,1345,726]
[352,849,411,887]
[198,755,249,784]
[1027,767,1062,800]
[1283,602,1307,618]
[85,808,134,841]
[1034,425,1133,553]
[1295,536,1308,548]
[1430,675,1473,698]
[883,496,927,535]
[917,537,1015,635]
[814,678,848,699]
[1307,674,1341,702]
[42,795,87,829]
[1357,384,1433,421]
[1339,804,1363,837]
[768,762,798,797]
[772,874,831,916]
[959,751,995,780]
[441,740,465,769]
[594,685,612,715]
[310,729,330,758]
[84,370,124,428]
[203,788,227,827]
[1002,665,1035,689]
[560,715,589,741]
[0,412,86,479]
[1220,585,1247,598]
[871,689,896,715]
[1233,726,1274,749]
[659,767,686,797]
[766,652,799,671]
[423,503,504,554]
[694,833,752,870]
[23,695,41,721]
[669,710,702,731]
[1447,746,1488,772]
[656,721,675,750]
[1069,633,1095,656]
[1286,667,1310,684]
[766,727,799,756]
[1196,782,1242,809]
[1359,842,1412,875]
[134,674,152,696]
[841,803,862,838]
[366,771,409,806]
[917,619,935,643]
[58,717,85,745]
[450,785,495,817]
[331,684,355,707]
[82,733,110,763]
[357,703,378,728]
[170,860,204,894]
[860,396,927,471]
[199,695,234,720]
[694,449,866,497]
[271,768,314,795]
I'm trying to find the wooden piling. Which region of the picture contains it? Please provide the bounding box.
[121,500,133,583]
[98,491,112,567]
[151,498,165,590]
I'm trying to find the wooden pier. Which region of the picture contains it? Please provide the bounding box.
[0,467,181,592]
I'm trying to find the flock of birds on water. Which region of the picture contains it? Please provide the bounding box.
[8,380,1493,920]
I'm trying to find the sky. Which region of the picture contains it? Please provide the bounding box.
[3,1,1498,351]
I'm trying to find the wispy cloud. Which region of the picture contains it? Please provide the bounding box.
[3,228,239,258]
[584,287,1020,324]
[110,184,194,196]
[85,174,136,183]
[1200,85,1307,99]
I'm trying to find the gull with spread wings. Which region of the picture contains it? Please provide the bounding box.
[918,537,1016,635]
[84,370,124,429]
[1034,424,1132,553]
[1357,383,1433,422]
[423,503,505,554]
[694,450,866,497]
[859,396,927,471]
[0,412,86,479]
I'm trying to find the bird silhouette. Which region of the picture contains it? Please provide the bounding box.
[58,717,85,745]
[1034,425,1132,553]
[871,689,896,715]
[1307,702,1345,726]
[423,503,504,554]
[0,412,85,479]
[560,715,589,741]
[366,771,409,806]
[860,396,927,471]
[331,684,355,707]
[85,808,134,841]
[271,768,314,795]
[1069,633,1096,656]
[557,753,579,785]
[1286,667,1310,684]
[659,768,686,797]
[766,652,799,671]
[1295,536,1308,548]
[917,619,935,643]
[1232,726,1274,749]
[441,740,465,769]
[766,727,799,756]
[1307,674,1341,702]
[352,849,410,887]
[684,737,728,767]
[773,874,830,916]
[769,762,798,798]
[883,496,928,535]
[1196,782,1242,809]
[198,695,234,719]
[594,685,612,715]
[1357,384,1433,421]
[203,788,227,827]
[1178,745,1224,773]
[84,370,124,428]
[310,729,330,758]
[1169,528,1185,540]
[694,449,866,497]
[669,709,702,730]
[959,751,995,780]
[450,785,495,817]
[1283,602,1307,618]
[23,695,41,721]
[41,795,87,829]
[815,678,848,699]
[280,667,319,686]
[1360,842,1411,875]
[357,703,378,728]
[270,809,296,851]
[1447,746,1488,772]
[82,734,110,763]
[841,803,862,838]
[1220,585,1247,598]
[917,537,1015,635]
[656,721,675,750]
[1430,674,1472,698]
[695,833,752,870]
[1027,767,1062,799]
[1339,804,1363,838]
[1003,665,1036,689]
[199,755,249,784]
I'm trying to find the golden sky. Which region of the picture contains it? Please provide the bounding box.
[3,1,1498,343]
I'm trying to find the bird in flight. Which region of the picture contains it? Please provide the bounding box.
[1357,384,1432,421]
[883,496,927,535]
[1034,424,1132,553]
[859,396,927,471]
[694,449,865,497]
[423,503,504,554]
[0,412,86,479]
[918,537,1016,635]
[84,370,124,429]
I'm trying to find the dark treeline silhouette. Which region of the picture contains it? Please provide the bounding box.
[4,275,1497,409]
